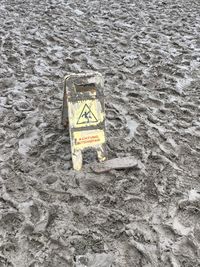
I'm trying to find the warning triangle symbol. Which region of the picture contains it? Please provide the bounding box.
[77,104,98,125]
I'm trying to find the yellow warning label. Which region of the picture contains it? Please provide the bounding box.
[68,100,104,128]
[77,103,98,125]
[73,129,105,149]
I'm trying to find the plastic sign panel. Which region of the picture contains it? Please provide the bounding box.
[62,72,106,171]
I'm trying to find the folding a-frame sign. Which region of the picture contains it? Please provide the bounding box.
[62,72,106,171]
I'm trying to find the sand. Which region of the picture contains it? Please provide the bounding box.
[0,0,200,266]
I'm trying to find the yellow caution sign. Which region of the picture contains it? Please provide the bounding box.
[62,72,106,171]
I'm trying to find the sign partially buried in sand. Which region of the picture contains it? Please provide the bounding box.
[62,72,106,171]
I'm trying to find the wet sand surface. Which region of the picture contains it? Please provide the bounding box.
[0,0,200,266]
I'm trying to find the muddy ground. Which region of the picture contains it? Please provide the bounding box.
[0,0,200,266]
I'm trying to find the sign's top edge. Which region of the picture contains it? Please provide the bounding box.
[64,72,103,81]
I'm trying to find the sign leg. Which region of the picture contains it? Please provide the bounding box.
[97,146,106,162]
[72,149,83,171]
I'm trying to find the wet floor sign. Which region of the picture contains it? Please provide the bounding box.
[62,72,106,171]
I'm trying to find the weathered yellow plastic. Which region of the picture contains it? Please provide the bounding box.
[62,72,106,171]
